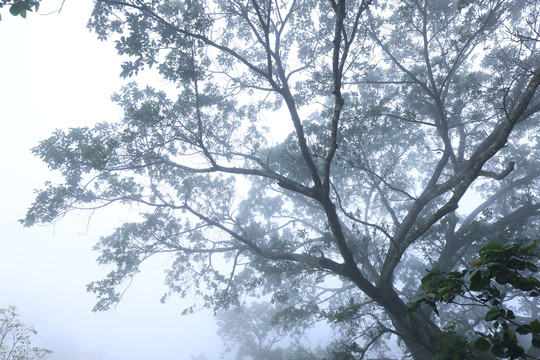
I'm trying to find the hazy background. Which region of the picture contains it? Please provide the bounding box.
[0,1,223,359]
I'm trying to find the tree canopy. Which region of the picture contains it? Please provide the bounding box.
[23,0,540,358]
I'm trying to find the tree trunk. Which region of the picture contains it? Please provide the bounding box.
[377,287,439,359]
[389,318,438,360]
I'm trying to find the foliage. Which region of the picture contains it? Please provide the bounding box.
[22,0,540,359]
[0,0,39,19]
[0,306,52,360]
[433,325,475,360]
[410,241,540,359]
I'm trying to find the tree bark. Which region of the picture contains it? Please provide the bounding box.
[375,287,439,359]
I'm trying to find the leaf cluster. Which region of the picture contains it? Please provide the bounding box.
[0,0,39,19]
[409,241,540,359]
[433,324,476,360]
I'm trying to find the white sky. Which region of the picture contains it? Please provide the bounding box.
[0,2,224,359]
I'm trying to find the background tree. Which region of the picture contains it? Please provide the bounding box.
[23,0,540,358]
[216,302,325,359]
[0,306,52,360]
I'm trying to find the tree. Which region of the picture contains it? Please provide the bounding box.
[0,306,52,360]
[216,302,323,360]
[22,0,540,358]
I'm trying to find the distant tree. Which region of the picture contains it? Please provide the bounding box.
[190,353,210,360]
[23,0,540,359]
[216,302,326,360]
[217,302,290,360]
[0,306,52,360]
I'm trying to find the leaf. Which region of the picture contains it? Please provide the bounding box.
[514,278,539,292]
[532,334,540,348]
[491,344,506,357]
[516,325,530,335]
[507,258,525,270]
[529,319,540,333]
[9,2,21,15]
[523,240,537,252]
[473,337,490,351]
[8,1,33,17]
[480,242,504,253]
[470,269,484,291]
[495,271,511,285]
[506,310,515,320]
[485,309,502,321]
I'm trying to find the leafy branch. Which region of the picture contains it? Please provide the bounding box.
[410,241,540,359]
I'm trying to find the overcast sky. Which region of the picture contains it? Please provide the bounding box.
[0,2,224,359]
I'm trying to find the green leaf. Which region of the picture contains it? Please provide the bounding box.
[437,286,448,294]
[491,344,506,357]
[473,337,490,351]
[530,319,540,333]
[532,334,540,348]
[480,242,504,253]
[470,269,483,291]
[7,1,36,18]
[9,2,20,15]
[516,325,530,335]
[514,278,539,292]
[485,309,502,321]
[506,310,515,320]
[495,271,511,285]
[523,240,537,252]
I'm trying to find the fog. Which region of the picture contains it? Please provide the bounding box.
[0,2,224,359]
[3,1,540,359]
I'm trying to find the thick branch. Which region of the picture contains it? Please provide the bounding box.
[378,64,540,286]
[478,161,515,180]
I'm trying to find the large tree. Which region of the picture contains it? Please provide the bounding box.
[24,0,540,358]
